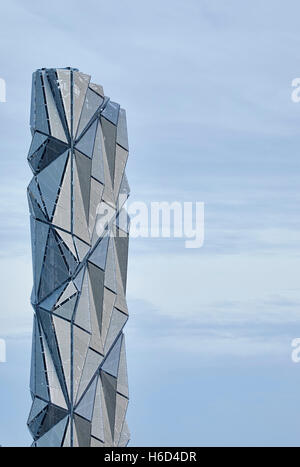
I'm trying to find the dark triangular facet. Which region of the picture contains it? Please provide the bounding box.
[38,229,69,300]
[37,404,68,438]
[34,72,49,134]
[74,414,91,447]
[46,69,70,140]
[88,262,104,332]
[30,316,49,401]
[100,371,117,438]
[101,116,116,182]
[114,235,129,291]
[37,309,69,404]
[75,150,92,223]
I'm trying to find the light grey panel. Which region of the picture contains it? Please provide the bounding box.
[117,335,129,398]
[102,288,116,345]
[101,117,116,183]
[73,266,85,292]
[55,229,77,258]
[91,122,105,183]
[91,437,104,446]
[118,420,130,447]
[77,87,103,138]
[104,310,127,354]
[88,263,105,354]
[91,376,104,442]
[55,281,77,307]
[73,158,90,244]
[73,71,90,137]
[75,376,97,421]
[57,70,71,135]
[102,101,120,126]
[52,152,71,232]
[119,171,130,197]
[114,394,128,446]
[74,236,90,262]
[89,82,104,97]
[75,268,91,332]
[75,119,98,159]
[73,326,91,400]
[102,333,122,377]
[76,348,103,403]
[53,316,71,396]
[54,294,77,321]
[89,233,109,270]
[116,108,129,150]
[89,178,104,239]
[114,144,128,198]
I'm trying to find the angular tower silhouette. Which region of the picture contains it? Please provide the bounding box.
[27,68,130,447]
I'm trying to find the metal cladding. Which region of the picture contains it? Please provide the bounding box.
[27,68,130,447]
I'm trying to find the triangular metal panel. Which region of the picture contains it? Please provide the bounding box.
[76,348,103,404]
[91,376,104,442]
[73,71,90,138]
[73,326,91,400]
[75,119,98,158]
[43,70,68,143]
[101,116,116,186]
[53,315,71,397]
[76,87,103,138]
[116,108,129,150]
[75,376,97,421]
[57,70,71,135]
[52,152,71,232]
[117,335,129,398]
[102,333,122,377]
[36,416,68,447]
[37,150,68,220]
[100,371,117,441]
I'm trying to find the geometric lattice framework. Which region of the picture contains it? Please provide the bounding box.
[27,68,130,447]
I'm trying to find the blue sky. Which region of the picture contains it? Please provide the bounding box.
[0,0,300,446]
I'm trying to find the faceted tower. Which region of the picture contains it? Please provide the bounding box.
[27,68,130,447]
